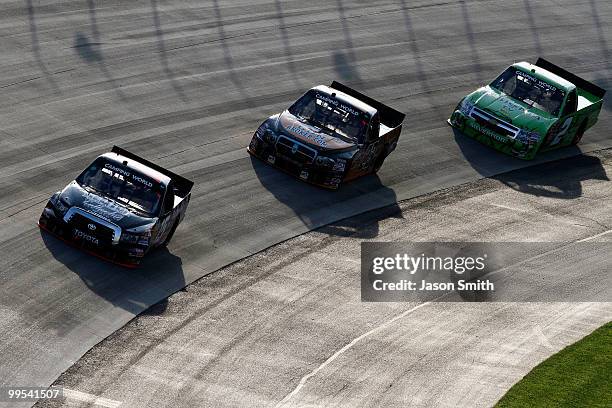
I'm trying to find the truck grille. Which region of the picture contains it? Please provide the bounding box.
[470,108,519,139]
[275,136,317,165]
[66,211,117,244]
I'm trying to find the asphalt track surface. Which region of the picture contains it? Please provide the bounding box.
[0,0,610,406]
[38,151,612,408]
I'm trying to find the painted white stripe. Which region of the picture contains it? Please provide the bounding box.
[489,203,528,213]
[275,302,431,407]
[578,229,612,242]
[276,232,610,406]
[532,326,555,351]
[63,388,122,408]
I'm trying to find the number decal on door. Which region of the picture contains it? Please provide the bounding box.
[360,142,382,171]
[549,117,573,146]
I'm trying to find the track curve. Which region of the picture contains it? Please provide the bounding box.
[0,0,609,404]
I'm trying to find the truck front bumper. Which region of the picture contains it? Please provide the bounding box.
[247,134,346,189]
[38,204,148,268]
[449,110,538,160]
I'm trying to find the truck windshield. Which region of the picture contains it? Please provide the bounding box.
[288,90,369,143]
[490,67,566,116]
[76,159,163,216]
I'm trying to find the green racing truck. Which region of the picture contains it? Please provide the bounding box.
[449,58,606,159]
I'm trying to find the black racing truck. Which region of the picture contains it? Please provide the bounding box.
[39,146,193,267]
[248,81,405,189]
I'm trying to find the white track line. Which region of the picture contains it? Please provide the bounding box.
[489,203,528,213]
[275,302,431,407]
[532,326,555,351]
[578,229,612,242]
[275,230,612,406]
[62,388,122,408]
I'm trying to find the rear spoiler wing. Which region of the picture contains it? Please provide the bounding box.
[535,58,606,99]
[111,146,194,198]
[330,81,406,128]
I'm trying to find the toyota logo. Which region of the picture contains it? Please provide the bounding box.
[291,143,299,154]
[87,223,97,231]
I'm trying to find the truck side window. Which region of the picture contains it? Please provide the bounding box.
[562,90,577,117]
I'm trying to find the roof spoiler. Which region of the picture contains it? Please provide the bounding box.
[111,146,194,197]
[535,58,606,99]
[330,81,406,128]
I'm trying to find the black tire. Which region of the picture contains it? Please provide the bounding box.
[571,122,587,145]
[162,221,179,247]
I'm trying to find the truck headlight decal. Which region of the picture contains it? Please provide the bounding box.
[332,159,347,172]
[315,156,336,168]
[459,99,475,116]
[516,129,540,146]
[121,225,154,246]
[50,195,69,217]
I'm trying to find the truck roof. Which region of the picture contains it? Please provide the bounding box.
[100,152,171,186]
[311,85,378,117]
[513,61,576,93]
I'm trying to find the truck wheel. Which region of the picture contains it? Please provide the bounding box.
[571,122,587,145]
[162,221,179,247]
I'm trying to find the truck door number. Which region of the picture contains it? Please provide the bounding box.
[551,117,573,146]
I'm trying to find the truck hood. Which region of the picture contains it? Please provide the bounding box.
[470,87,555,132]
[277,112,356,151]
[59,182,156,229]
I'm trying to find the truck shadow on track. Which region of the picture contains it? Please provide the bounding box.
[452,128,609,199]
[40,230,185,318]
[250,156,402,239]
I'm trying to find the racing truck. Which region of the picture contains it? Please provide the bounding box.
[39,146,193,267]
[449,58,606,159]
[248,81,405,189]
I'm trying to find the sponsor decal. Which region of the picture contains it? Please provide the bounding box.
[81,192,131,221]
[73,228,100,245]
[131,174,152,187]
[517,72,558,92]
[547,117,573,146]
[315,93,361,116]
[332,159,347,172]
[286,125,328,148]
[104,163,130,177]
[359,143,382,170]
[128,248,145,257]
[104,163,153,187]
[469,121,508,143]
[499,98,523,117]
